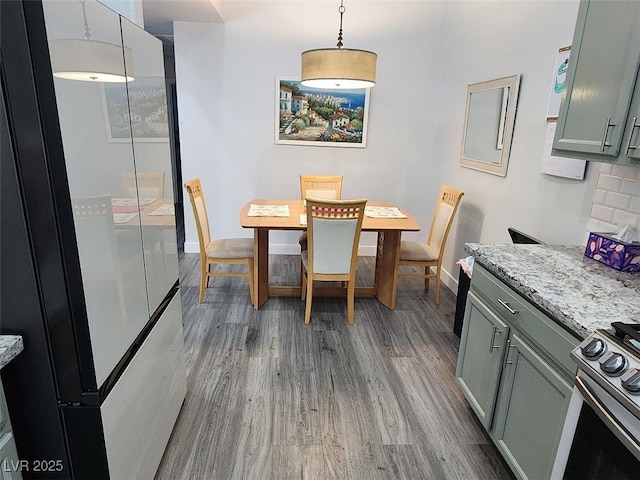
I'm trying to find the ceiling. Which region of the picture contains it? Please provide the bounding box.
[141,0,223,40]
[140,0,380,42]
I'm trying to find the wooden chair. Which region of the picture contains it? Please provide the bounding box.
[298,174,343,251]
[395,185,464,305]
[71,194,128,323]
[122,172,165,199]
[300,174,343,204]
[184,178,255,306]
[301,198,367,325]
[123,172,168,267]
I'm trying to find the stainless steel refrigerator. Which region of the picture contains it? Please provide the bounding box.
[0,1,187,478]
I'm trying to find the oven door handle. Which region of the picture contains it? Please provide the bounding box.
[575,376,640,461]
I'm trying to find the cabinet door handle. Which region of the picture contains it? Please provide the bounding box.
[489,326,502,353]
[625,116,640,157]
[505,344,517,365]
[600,116,614,152]
[497,298,518,315]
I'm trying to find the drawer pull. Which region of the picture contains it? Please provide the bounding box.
[489,326,502,353]
[498,298,518,315]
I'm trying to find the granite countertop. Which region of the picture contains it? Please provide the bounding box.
[0,336,23,370]
[465,244,640,339]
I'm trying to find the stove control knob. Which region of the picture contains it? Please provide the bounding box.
[581,337,607,360]
[621,368,640,395]
[599,351,628,377]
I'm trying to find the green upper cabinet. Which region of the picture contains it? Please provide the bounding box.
[553,0,640,165]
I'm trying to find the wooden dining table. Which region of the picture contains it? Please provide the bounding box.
[112,198,176,228]
[240,199,421,310]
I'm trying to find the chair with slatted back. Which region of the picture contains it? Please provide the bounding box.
[395,185,464,305]
[71,194,128,323]
[122,172,165,199]
[301,198,367,325]
[298,175,343,251]
[184,178,255,306]
[300,174,343,204]
[123,171,168,267]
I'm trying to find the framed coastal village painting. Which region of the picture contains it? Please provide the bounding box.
[275,77,370,148]
[102,77,170,142]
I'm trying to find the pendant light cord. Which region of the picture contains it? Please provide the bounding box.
[80,0,92,41]
[336,0,345,49]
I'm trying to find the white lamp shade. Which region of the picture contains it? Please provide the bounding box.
[50,39,134,83]
[301,48,377,89]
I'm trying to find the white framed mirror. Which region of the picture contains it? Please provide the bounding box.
[460,74,521,177]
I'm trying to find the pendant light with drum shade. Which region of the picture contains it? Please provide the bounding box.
[301,0,376,89]
[50,0,133,83]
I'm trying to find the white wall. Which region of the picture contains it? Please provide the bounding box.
[174,1,617,291]
[434,0,600,287]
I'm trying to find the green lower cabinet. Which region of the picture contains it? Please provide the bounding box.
[456,264,579,480]
[491,333,573,480]
[456,291,509,429]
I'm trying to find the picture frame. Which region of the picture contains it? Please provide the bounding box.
[496,86,509,150]
[275,77,370,147]
[546,46,571,121]
[102,77,170,142]
[460,74,521,177]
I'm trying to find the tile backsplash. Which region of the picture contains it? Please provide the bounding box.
[587,164,640,236]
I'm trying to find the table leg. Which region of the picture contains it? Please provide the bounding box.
[254,228,270,308]
[374,231,401,309]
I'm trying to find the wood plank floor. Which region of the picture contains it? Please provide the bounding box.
[155,254,513,480]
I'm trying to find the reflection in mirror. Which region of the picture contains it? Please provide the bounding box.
[460,74,520,177]
[41,0,177,384]
[42,0,149,385]
[120,15,178,311]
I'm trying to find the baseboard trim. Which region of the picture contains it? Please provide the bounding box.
[183,241,199,254]
[441,267,459,294]
[183,242,460,296]
[184,242,378,256]
[268,244,378,256]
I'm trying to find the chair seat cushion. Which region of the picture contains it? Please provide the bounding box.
[206,238,253,259]
[399,241,438,262]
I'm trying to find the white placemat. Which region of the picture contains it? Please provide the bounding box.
[112,197,138,207]
[247,204,290,217]
[149,204,175,216]
[111,197,157,207]
[113,212,139,224]
[139,197,157,206]
[364,206,407,218]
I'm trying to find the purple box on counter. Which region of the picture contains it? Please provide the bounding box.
[584,232,640,272]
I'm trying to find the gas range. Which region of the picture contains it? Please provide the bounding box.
[573,323,640,418]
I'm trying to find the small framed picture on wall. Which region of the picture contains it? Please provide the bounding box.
[546,45,571,121]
